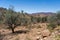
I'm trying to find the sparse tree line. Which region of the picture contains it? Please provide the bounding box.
[0,7,60,33]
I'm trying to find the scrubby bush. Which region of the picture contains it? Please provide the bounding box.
[55,35,60,40]
[30,16,37,24]
[5,7,21,33]
[37,17,41,23]
[47,23,57,32]
[56,11,60,26]
[41,17,47,23]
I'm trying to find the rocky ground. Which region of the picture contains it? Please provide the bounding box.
[0,23,60,40]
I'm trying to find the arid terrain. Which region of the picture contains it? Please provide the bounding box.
[0,23,60,40]
[0,0,60,40]
[0,7,60,40]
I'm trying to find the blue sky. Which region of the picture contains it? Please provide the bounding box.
[0,0,60,13]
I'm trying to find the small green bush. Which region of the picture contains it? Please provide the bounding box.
[47,23,57,32]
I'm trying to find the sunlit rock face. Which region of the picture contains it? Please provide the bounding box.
[41,29,51,37]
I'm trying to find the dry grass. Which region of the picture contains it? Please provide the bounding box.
[0,23,60,40]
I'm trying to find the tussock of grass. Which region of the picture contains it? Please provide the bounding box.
[55,35,60,40]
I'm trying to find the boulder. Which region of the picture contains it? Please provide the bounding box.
[41,29,51,37]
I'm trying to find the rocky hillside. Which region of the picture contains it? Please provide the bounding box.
[0,23,60,40]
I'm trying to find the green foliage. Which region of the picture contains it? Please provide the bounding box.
[4,7,21,33]
[30,16,39,24]
[37,17,41,23]
[56,11,60,20]
[5,11,20,26]
[47,23,57,32]
[20,17,29,26]
[47,15,57,23]
[56,11,60,25]
[41,17,47,23]
[47,15,57,32]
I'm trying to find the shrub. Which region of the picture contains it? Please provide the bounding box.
[47,23,57,32]
[37,17,41,23]
[55,35,60,40]
[5,7,21,33]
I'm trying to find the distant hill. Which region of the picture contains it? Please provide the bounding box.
[30,12,56,17]
[0,7,56,17]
